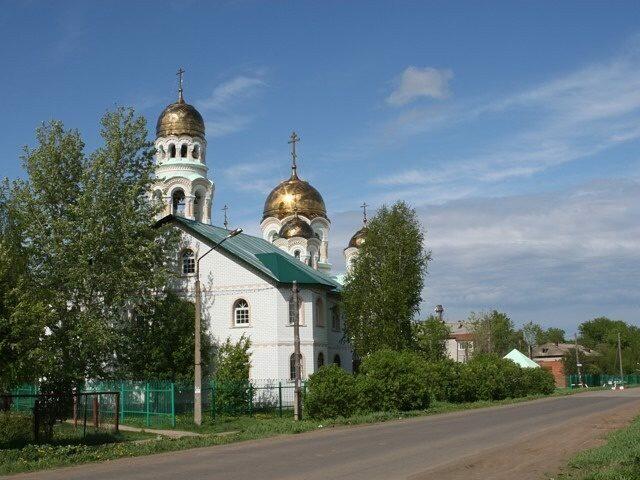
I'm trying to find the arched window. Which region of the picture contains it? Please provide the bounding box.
[193,191,203,222]
[172,189,186,215]
[290,353,303,380]
[192,145,200,159]
[317,352,325,369]
[233,299,249,325]
[331,306,340,331]
[294,250,301,260]
[180,143,188,158]
[181,249,195,274]
[315,298,324,327]
[169,144,176,158]
[333,354,341,367]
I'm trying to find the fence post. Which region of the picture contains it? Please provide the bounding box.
[211,380,216,419]
[115,392,120,433]
[145,382,150,427]
[119,383,125,424]
[171,382,176,428]
[278,382,283,418]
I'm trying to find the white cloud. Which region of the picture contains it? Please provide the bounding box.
[329,179,640,329]
[200,76,266,111]
[386,66,453,107]
[198,73,267,138]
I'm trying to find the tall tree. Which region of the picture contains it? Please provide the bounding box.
[469,310,517,356]
[342,201,431,357]
[412,315,451,362]
[10,109,178,393]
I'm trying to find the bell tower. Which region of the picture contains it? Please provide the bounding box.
[152,69,214,223]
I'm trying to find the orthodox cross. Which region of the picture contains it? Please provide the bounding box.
[361,202,368,226]
[222,204,229,230]
[177,67,185,101]
[288,131,300,176]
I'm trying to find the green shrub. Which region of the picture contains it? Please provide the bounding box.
[522,367,555,395]
[423,360,464,402]
[0,411,33,448]
[305,365,358,419]
[357,350,431,412]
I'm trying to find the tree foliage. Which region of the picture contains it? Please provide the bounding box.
[412,315,450,362]
[115,292,213,382]
[342,201,431,357]
[2,109,179,393]
[468,310,518,357]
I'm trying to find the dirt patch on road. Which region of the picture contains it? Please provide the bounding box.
[409,398,640,480]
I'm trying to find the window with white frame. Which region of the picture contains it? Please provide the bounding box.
[181,249,195,274]
[289,297,302,325]
[233,299,249,326]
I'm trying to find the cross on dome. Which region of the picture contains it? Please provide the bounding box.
[177,67,185,103]
[288,131,300,177]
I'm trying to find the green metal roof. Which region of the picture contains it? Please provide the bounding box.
[503,349,540,369]
[157,215,341,292]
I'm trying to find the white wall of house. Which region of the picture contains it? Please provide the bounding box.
[174,228,352,381]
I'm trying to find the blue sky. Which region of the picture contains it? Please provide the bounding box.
[1,1,639,332]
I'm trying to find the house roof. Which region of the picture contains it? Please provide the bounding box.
[504,349,540,368]
[531,342,598,359]
[156,215,342,292]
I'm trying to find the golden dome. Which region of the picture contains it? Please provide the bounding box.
[279,216,315,239]
[263,173,327,221]
[347,227,367,249]
[156,97,205,138]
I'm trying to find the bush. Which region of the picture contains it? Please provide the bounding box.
[423,360,464,402]
[357,350,431,412]
[522,367,555,395]
[305,365,358,419]
[0,412,33,448]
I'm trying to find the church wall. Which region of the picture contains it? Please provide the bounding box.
[175,229,351,381]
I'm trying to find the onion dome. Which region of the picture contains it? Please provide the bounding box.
[156,77,205,138]
[279,216,314,239]
[263,173,327,221]
[347,227,367,248]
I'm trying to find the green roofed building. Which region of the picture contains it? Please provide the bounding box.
[503,349,540,369]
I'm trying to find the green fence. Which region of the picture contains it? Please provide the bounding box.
[566,374,640,388]
[9,379,306,427]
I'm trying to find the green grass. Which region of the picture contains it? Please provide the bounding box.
[0,387,615,476]
[553,414,640,479]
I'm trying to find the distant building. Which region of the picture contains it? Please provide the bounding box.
[445,321,473,363]
[531,342,598,387]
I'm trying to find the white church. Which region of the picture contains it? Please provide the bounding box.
[152,76,368,381]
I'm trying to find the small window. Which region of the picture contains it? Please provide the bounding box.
[290,353,303,380]
[315,298,324,327]
[233,299,249,325]
[194,191,203,222]
[180,144,188,158]
[192,145,200,159]
[317,352,325,369]
[289,297,302,325]
[294,250,301,260]
[333,354,341,367]
[181,249,195,274]
[169,144,176,158]
[331,306,340,331]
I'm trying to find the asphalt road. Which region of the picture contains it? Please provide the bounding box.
[7,389,640,480]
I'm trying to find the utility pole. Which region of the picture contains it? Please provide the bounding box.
[292,281,302,421]
[618,332,625,387]
[575,332,584,388]
[193,228,243,426]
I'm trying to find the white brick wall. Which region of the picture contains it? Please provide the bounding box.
[174,227,352,380]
